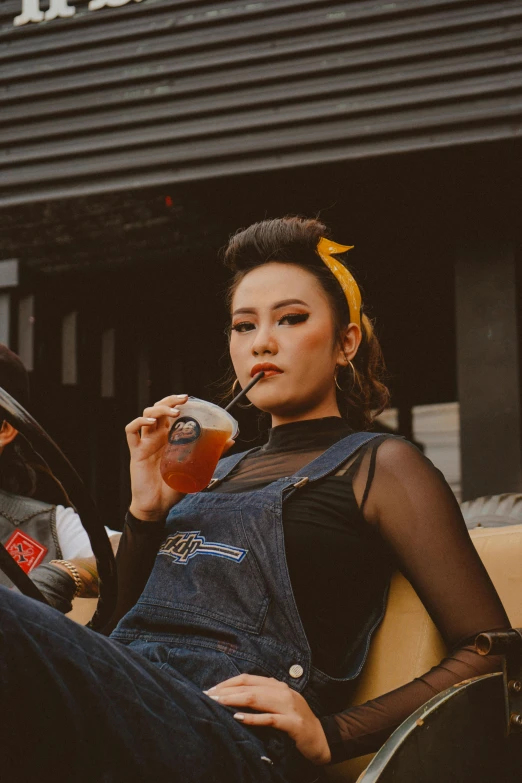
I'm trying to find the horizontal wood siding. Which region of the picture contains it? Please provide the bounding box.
[1,0,521,204]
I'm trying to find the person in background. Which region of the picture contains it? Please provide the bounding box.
[0,343,119,612]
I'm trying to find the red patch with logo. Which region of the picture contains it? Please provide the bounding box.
[4,530,47,573]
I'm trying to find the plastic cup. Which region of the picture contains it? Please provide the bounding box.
[159,397,239,493]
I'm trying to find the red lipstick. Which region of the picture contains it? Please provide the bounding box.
[251,362,283,378]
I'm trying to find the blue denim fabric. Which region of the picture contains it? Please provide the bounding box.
[0,588,295,783]
[0,432,385,782]
[113,433,388,766]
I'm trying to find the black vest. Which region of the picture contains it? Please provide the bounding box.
[0,488,62,587]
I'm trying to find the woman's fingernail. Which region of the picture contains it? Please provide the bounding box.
[146,418,156,423]
[206,686,216,693]
[177,394,188,398]
[233,713,245,721]
[209,694,220,701]
[170,408,180,414]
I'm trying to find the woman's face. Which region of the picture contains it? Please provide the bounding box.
[229,262,359,424]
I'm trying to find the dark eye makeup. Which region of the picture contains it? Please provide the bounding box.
[231,312,310,333]
[278,313,309,326]
[230,321,255,333]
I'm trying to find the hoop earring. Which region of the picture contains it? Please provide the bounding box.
[231,378,254,408]
[335,362,357,391]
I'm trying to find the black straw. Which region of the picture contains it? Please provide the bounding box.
[225,372,265,412]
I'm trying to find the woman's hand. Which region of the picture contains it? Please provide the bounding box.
[204,674,331,765]
[126,394,234,521]
[126,394,189,520]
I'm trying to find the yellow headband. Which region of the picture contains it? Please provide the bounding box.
[316,237,361,329]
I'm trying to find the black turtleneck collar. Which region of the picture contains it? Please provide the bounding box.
[261,417,353,454]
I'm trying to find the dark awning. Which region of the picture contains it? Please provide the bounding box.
[1,0,521,206]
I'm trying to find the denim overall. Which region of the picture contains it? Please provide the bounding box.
[111,431,389,779]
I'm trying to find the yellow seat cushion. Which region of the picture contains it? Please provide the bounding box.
[325,523,522,782]
[67,597,98,625]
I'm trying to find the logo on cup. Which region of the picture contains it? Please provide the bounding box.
[168,416,201,445]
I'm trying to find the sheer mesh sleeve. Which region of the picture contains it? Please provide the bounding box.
[321,438,510,764]
[104,512,166,633]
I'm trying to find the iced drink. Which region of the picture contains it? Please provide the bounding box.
[160,397,238,493]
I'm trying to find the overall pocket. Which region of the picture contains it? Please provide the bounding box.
[137,508,270,635]
[164,645,243,691]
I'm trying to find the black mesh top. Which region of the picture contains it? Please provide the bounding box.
[208,418,392,676]
[112,417,509,763]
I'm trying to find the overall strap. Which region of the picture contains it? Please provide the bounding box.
[286,431,389,489]
[209,446,261,484]
[210,432,396,491]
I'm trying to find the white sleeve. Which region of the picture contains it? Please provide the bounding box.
[55,505,120,560]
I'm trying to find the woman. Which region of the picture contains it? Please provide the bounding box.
[0,343,120,609]
[0,218,509,782]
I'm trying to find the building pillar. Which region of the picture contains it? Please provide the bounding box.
[455,242,522,501]
[0,260,19,346]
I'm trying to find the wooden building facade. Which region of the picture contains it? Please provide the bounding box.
[1,0,522,521]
